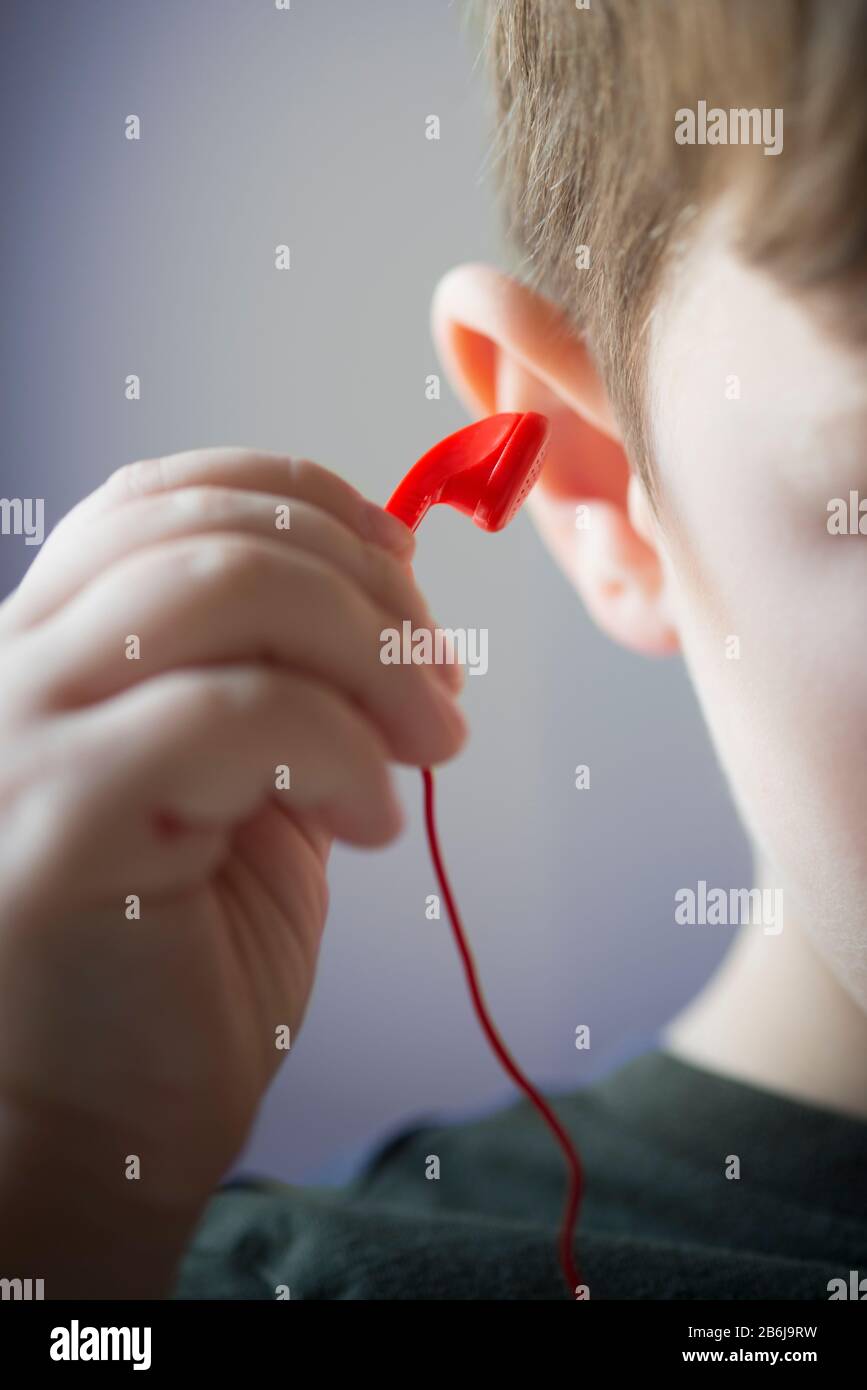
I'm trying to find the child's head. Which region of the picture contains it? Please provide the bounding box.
[433,1,867,1007]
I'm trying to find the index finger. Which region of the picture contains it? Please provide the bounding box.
[52,449,414,558]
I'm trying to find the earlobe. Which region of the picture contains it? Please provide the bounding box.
[528,486,680,655]
[431,262,680,657]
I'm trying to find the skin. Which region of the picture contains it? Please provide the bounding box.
[0,451,466,1295]
[1,206,863,1297]
[432,205,867,1121]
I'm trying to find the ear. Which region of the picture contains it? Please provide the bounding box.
[431,264,679,656]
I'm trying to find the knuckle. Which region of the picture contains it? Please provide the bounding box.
[286,456,324,494]
[362,538,402,598]
[164,486,230,528]
[0,727,37,811]
[107,456,167,501]
[11,777,75,880]
[188,668,271,723]
[364,543,430,625]
[342,705,388,766]
[184,535,265,597]
[359,742,392,796]
[312,687,386,773]
[297,550,352,613]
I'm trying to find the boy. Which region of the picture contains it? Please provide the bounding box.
[0,0,864,1299]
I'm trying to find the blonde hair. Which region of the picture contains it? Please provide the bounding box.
[470,0,867,498]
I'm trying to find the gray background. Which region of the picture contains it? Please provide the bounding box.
[0,0,745,1181]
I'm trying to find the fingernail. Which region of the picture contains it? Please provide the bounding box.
[364,504,415,555]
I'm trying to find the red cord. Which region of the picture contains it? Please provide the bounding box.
[421,766,584,1298]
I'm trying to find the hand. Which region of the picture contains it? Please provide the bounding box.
[0,449,466,1292]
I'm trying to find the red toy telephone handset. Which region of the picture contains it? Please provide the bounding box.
[385,413,584,1300]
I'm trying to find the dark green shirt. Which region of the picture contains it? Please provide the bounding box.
[173,1051,867,1300]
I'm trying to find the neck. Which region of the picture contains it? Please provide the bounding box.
[663,861,867,1120]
